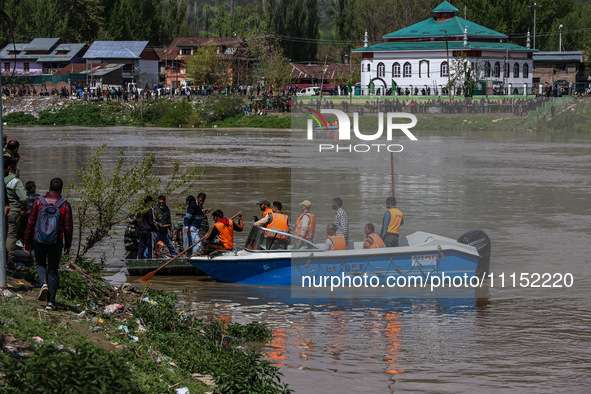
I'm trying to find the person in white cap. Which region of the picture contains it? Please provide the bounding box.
[294,199,316,242]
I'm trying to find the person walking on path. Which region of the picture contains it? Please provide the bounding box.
[24,178,73,311]
[380,196,404,247]
[4,156,28,266]
[153,195,177,257]
[332,197,349,246]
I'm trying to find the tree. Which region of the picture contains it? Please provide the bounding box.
[267,0,319,61]
[445,52,483,97]
[69,145,200,263]
[258,45,292,91]
[185,43,229,86]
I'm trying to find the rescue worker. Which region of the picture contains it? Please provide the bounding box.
[266,201,289,249]
[380,196,404,247]
[204,210,243,253]
[363,223,386,249]
[323,224,347,251]
[254,199,273,227]
[294,200,315,241]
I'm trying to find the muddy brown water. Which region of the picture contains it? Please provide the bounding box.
[8,126,591,392]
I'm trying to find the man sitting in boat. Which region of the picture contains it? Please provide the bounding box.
[363,223,386,249]
[323,224,347,251]
[203,210,243,254]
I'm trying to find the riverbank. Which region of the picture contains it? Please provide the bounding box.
[1,94,588,132]
[0,260,290,393]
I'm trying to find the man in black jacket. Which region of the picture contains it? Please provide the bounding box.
[137,196,159,259]
[154,195,177,257]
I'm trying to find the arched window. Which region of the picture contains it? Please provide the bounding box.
[403,62,412,78]
[441,61,448,77]
[504,62,509,78]
[392,62,401,78]
[366,63,371,72]
[513,63,520,78]
[377,62,385,78]
[523,63,529,78]
[485,61,491,78]
[493,62,501,78]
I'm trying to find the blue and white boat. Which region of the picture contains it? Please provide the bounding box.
[189,226,491,287]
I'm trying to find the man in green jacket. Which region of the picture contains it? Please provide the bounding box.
[4,156,28,265]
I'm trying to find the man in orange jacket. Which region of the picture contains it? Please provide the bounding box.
[204,210,243,253]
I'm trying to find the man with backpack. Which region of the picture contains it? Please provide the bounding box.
[23,178,73,311]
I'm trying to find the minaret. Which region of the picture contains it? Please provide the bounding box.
[364,31,368,48]
[463,27,468,46]
[526,30,531,49]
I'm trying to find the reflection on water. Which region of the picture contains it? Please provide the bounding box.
[9,126,591,392]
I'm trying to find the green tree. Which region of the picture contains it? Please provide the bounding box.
[258,45,292,91]
[69,145,200,263]
[185,43,228,85]
[267,0,319,61]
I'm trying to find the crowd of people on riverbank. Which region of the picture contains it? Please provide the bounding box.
[3,134,73,311]
[124,194,405,259]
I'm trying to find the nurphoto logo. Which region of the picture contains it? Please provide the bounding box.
[306,109,419,153]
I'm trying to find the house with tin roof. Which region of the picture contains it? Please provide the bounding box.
[0,38,86,76]
[353,0,535,96]
[83,41,159,89]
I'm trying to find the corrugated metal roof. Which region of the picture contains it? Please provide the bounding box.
[0,43,29,59]
[383,16,507,39]
[90,63,124,76]
[354,40,531,53]
[25,38,60,51]
[84,41,148,59]
[533,51,583,62]
[36,43,86,63]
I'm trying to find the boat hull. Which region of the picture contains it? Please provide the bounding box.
[190,231,485,287]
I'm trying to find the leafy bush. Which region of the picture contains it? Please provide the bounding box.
[156,100,197,127]
[226,321,272,342]
[3,111,37,125]
[57,269,90,304]
[133,288,185,332]
[0,343,140,393]
[132,288,290,392]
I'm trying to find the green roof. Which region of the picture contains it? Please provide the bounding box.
[353,40,532,53]
[433,1,459,13]
[383,16,507,39]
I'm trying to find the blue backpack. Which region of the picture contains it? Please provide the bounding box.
[34,196,66,245]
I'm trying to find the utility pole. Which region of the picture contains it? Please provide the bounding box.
[528,3,542,50]
[444,31,451,99]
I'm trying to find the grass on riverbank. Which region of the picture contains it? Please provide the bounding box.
[0,260,291,393]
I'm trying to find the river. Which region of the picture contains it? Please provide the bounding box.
[8,125,591,392]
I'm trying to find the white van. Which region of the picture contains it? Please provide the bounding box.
[296,87,320,96]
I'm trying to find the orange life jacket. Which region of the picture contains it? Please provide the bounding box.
[295,212,316,241]
[365,233,386,249]
[261,207,273,227]
[214,219,235,249]
[386,208,403,234]
[328,234,347,250]
[268,213,289,241]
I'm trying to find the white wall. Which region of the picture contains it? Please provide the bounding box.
[359,50,533,95]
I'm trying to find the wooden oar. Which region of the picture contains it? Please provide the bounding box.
[140,212,242,282]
